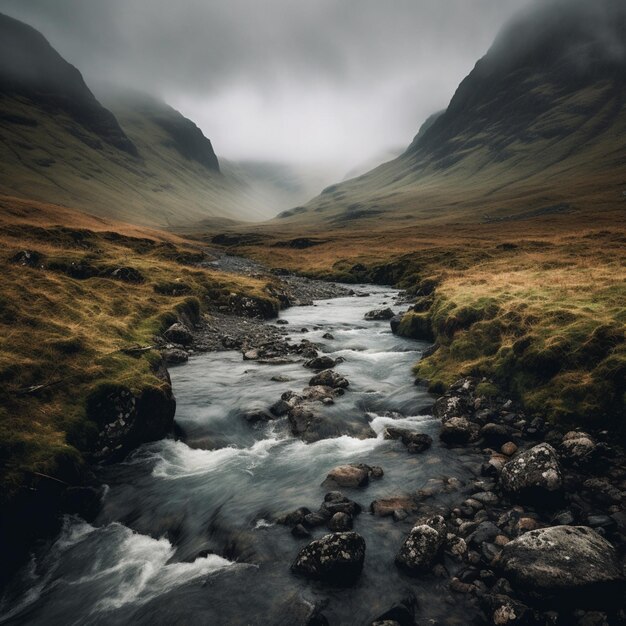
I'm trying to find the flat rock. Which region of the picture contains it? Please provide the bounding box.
[304,355,337,370]
[440,417,478,445]
[496,526,624,599]
[371,496,416,518]
[323,464,370,488]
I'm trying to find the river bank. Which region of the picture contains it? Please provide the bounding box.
[1,257,625,625]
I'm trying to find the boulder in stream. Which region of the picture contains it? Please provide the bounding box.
[292,532,366,585]
[395,516,446,574]
[364,308,395,321]
[309,369,349,389]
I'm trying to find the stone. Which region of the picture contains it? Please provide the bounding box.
[432,395,466,422]
[395,516,446,574]
[276,507,311,526]
[243,409,273,424]
[292,532,366,585]
[480,423,515,446]
[309,369,349,389]
[370,496,416,518]
[560,431,597,465]
[481,594,534,626]
[501,442,518,456]
[384,427,432,453]
[328,512,353,531]
[269,399,291,417]
[162,348,189,364]
[164,322,193,346]
[305,355,337,370]
[495,526,624,598]
[499,443,563,500]
[291,524,311,539]
[364,308,395,321]
[440,417,478,445]
[323,465,370,488]
[389,314,404,334]
[467,521,502,547]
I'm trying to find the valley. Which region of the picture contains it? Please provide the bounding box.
[0,1,625,624]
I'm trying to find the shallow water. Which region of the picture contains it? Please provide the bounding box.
[1,286,483,625]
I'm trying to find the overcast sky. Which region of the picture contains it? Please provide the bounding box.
[0,0,535,169]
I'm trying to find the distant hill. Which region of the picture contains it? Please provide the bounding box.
[281,0,626,226]
[0,13,278,226]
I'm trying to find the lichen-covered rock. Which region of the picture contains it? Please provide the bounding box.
[309,369,349,389]
[560,431,597,466]
[440,416,478,445]
[292,532,366,585]
[432,395,466,422]
[395,516,446,573]
[499,443,563,499]
[495,526,624,598]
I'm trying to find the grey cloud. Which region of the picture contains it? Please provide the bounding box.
[0,0,537,167]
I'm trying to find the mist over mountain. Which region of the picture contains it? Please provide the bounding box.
[287,0,626,226]
[0,12,136,155]
[0,13,288,225]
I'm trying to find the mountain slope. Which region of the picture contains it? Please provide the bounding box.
[282,0,626,226]
[0,13,276,226]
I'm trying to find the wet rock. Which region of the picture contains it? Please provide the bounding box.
[162,348,189,364]
[446,534,468,559]
[323,465,370,488]
[328,512,353,531]
[304,513,329,528]
[269,399,291,417]
[389,314,404,334]
[500,443,563,501]
[440,417,478,445]
[292,532,366,585]
[164,322,193,346]
[371,496,416,518]
[384,427,432,453]
[322,332,334,340]
[243,409,273,424]
[291,524,311,539]
[276,507,312,526]
[369,595,418,626]
[309,369,349,389]
[395,516,446,574]
[320,492,362,517]
[364,308,395,321]
[305,355,337,370]
[495,526,624,600]
[276,319,289,325]
[480,594,535,626]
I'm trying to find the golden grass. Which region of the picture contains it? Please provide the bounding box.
[207,203,626,431]
[0,195,280,497]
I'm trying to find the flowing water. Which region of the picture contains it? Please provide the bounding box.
[1,286,483,625]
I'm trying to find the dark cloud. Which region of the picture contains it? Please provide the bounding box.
[0,0,536,167]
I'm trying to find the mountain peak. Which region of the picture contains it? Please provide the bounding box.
[0,12,137,155]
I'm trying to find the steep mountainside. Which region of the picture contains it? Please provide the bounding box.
[281,0,626,226]
[0,13,276,226]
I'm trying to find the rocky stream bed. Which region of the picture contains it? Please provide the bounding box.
[1,260,625,626]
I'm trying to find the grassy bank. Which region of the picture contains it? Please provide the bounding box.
[211,207,626,433]
[0,195,281,500]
